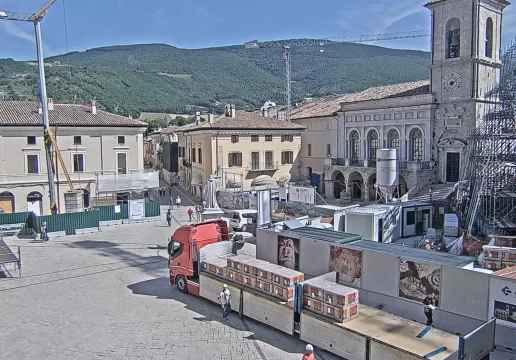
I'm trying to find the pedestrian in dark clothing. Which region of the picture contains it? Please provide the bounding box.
[166,209,172,227]
[169,196,174,210]
[188,207,194,222]
[423,293,437,326]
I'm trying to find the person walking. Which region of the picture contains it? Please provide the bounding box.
[166,209,173,227]
[218,284,231,320]
[168,196,174,210]
[195,205,201,221]
[188,207,194,222]
[302,344,315,360]
[424,239,432,250]
[423,293,437,326]
[40,221,49,242]
[176,196,181,208]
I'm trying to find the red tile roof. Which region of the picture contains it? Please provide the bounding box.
[183,110,305,132]
[292,80,430,120]
[0,101,148,127]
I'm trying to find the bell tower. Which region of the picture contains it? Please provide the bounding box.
[425,0,510,183]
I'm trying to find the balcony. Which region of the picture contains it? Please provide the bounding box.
[349,159,364,167]
[182,158,192,167]
[399,161,433,170]
[328,158,434,171]
[246,161,280,171]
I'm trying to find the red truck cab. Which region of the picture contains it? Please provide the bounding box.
[168,219,230,296]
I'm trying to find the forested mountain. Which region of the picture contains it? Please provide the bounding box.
[0,42,430,116]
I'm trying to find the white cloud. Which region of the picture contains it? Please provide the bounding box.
[336,0,426,35]
[0,21,52,55]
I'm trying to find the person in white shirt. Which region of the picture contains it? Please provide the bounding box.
[218,284,231,320]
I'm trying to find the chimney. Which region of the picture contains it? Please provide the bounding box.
[195,111,201,125]
[225,104,230,117]
[47,98,54,111]
[208,113,214,123]
[262,108,267,117]
[230,104,236,118]
[38,103,42,115]
[91,100,97,115]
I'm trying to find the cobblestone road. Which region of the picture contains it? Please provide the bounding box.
[0,207,339,360]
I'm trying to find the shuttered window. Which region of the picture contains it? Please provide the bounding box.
[228,152,242,167]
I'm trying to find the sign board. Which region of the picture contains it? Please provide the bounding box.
[279,187,288,201]
[458,318,496,360]
[114,205,121,214]
[288,185,316,204]
[129,199,145,221]
[489,277,516,329]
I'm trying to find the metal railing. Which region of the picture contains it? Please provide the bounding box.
[182,158,192,167]
[399,161,433,170]
[349,159,364,167]
[367,159,376,168]
[331,158,346,166]
[246,161,280,171]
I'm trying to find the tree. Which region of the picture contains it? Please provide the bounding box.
[173,116,187,127]
[157,145,163,164]
[147,118,169,133]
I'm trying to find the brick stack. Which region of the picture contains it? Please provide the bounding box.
[303,278,359,323]
[201,254,305,302]
[483,245,516,270]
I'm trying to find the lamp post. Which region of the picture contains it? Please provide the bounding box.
[429,186,434,202]
[0,1,59,207]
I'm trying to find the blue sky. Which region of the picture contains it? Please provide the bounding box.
[0,0,515,60]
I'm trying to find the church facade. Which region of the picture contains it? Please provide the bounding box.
[291,0,509,202]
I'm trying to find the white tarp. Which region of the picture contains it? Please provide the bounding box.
[129,199,145,220]
[96,172,159,193]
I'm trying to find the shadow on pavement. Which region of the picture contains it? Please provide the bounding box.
[127,276,306,356]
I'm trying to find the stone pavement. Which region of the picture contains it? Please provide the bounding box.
[0,207,340,360]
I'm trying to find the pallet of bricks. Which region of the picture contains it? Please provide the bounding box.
[483,245,516,270]
[203,254,304,302]
[303,277,359,323]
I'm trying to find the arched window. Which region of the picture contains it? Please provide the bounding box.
[410,128,423,161]
[0,191,15,213]
[446,18,461,59]
[350,131,360,159]
[367,130,379,159]
[387,129,400,152]
[486,17,493,58]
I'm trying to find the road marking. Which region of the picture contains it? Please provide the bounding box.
[417,325,432,338]
[424,346,447,358]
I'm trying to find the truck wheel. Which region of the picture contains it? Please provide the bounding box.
[176,275,188,294]
[241,224,247,233]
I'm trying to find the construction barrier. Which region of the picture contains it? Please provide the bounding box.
[37,211,100,236]
[0,212,30,226]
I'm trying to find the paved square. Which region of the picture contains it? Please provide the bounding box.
[0,209,340,360]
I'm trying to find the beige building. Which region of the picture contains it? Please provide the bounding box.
[173,107,304,198]
[0,100,147,215]
[283,0,509,203]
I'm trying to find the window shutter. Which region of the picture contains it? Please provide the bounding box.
[237,153,242,167]
[281,152,285,164]
[229,153,233,167]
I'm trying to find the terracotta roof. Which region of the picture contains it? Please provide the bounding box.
[494,265,516,279]
[292,80,431,120]
[0,101,148,127]
[183,111,305,132]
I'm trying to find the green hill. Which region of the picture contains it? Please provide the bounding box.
[0,42,430,116]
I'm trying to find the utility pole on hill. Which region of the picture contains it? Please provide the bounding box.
[245,30,431,121]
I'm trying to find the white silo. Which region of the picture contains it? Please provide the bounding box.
[376,149,399,203]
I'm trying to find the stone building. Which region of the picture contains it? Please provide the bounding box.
[289,0,509,202]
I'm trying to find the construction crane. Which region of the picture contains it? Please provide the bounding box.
[0,0,75,207]
[245,30,431,121]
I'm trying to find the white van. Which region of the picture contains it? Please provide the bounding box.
[229,209,257,232]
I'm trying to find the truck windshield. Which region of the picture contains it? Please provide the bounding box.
[168,241,184,260]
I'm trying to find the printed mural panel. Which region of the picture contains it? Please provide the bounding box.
[278,236,300,270]
[329,246,362,287]
[399,260,441,303]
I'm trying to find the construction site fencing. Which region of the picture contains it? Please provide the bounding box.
[37,211,100,236]
[0,212,30,225]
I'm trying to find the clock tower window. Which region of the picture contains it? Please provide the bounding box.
[485,17,494,58]
[446,18,461,59]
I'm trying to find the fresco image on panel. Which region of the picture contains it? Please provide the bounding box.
[494,300,516,324]
[329,246,362,287]
[399,260,441,303]
[278,236,299,270]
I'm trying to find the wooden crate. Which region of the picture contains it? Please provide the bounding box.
[255,279,273,295]
[323,285,359,307]
[303,296,324,314]
[272,284,295,302]
[324,303,359,323]
[271,267,304,287]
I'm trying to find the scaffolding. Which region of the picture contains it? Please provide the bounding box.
[459,43,516,237]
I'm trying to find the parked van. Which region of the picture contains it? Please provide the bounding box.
[229,209,257,232]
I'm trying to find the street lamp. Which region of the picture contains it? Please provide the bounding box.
[429,186,434,202]
[0,1,59,206]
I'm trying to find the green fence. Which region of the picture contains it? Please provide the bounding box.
[93,201,160,222]
[145,201,160,217]
[0,212,30,225]
[38,211,100,235]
